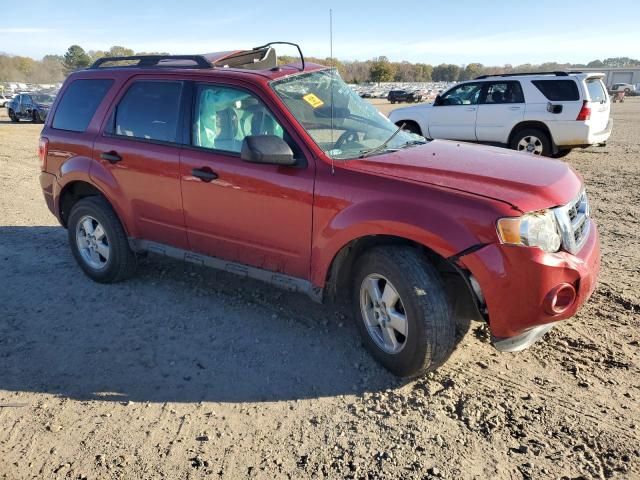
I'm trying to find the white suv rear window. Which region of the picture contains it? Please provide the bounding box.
[586,79,607,103]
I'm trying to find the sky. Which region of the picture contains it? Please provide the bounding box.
[1,0,639,65]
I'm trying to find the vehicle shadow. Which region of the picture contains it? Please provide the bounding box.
[0,225,469,404]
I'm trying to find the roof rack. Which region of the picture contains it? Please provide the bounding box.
[90,55,213,69]
[475,71,572,79]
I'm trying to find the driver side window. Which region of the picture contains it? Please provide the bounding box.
[439,83,482,106]
[193,85,284,153]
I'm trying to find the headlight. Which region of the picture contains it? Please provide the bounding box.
[496,210,562,253]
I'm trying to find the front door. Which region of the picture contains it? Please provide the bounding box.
[179,82,315,279]
[92,78,188,249]
[428,82,483,141]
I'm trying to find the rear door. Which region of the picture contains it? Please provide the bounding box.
[529,79,583,122]
[584,76,610,133]
[475,81,525,143]
[92,77,188,249]
[428,82,482,141]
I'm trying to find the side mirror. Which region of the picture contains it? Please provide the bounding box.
[240,135,296,166]
[433,94,441,106]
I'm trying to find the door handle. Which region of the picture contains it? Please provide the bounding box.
[100,151,122,164]
[465,107,476,111]
[192,167,218,182]
[509,106,521,110]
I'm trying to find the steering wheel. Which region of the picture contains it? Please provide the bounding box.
[334,129,360,150]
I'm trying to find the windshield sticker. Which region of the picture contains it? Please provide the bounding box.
[303,93,324,108]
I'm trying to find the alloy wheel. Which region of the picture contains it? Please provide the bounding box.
[75,215,110,269]
[359,274,408,354]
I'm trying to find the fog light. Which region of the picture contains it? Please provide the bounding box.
[544,283,576,315]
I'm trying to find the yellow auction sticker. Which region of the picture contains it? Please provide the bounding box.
[303,93,324,108]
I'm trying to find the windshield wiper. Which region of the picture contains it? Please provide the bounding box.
[359,123,405,158]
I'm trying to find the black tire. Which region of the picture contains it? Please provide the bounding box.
[8,109,18,122]
[390,100,395,104]
[552,148,572,159]
[399,121,422,136]
[352,246,455,377]
[624,88,630,94]
[67,196,137,283]
[510,128,552,157]
[32,111,41,123]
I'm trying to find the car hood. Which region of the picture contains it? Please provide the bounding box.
[345,140,583,212]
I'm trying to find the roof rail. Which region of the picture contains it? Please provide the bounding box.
[475,71,571,79]
[90,55,213,69]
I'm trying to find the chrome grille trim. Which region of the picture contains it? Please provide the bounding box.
[553,189,590,255]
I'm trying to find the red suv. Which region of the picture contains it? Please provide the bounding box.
[38,45,600,377]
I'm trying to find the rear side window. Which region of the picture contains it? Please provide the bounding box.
[586,79,607,103]
[52,79,113,132]
[483,81,524,104]
[114,81,183,143]
[531,80,579,101]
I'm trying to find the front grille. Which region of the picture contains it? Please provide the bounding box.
[553,190,590,255]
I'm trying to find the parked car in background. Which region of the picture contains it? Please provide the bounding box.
[609,83,636,94]
[7,92,55,123]
[388,89,422,103]
[39,49,600,377]
[389,72,611,158]
[1,94,13,108]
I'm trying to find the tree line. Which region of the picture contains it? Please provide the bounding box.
[1,44,638,85]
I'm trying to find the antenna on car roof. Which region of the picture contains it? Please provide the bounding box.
[329,8,335,175]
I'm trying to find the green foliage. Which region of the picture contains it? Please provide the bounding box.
[432,64,460,82]
[459,63,484,81]
[601,57,640,68]
[370,57,394,84]
[63,45,92,73]
[0,43,638,86]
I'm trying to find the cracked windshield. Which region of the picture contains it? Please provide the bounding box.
[272,69,425,159]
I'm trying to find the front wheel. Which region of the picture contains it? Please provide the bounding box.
[32,111,41,123]
[552,148,572,159]
[68,196,137,283]
[352,246,455,377]
[8,109,18,122]
[510,128,551,156]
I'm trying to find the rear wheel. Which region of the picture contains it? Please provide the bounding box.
[510,128,551,156]
[68,196,137,283]
[32,111,41,123]
[352,246,455,377]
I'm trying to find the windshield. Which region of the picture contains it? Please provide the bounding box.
[271,69,424,159]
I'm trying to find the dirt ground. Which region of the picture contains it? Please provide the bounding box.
[0,98,638,480]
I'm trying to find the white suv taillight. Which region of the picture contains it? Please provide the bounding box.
[576,101,591,121]
[38,137,48,171]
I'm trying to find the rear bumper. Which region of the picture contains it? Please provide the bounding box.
[40,171,57,216]
[553,119,613,147]
[460,219,600,343]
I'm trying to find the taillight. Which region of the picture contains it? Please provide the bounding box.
[576,101,591,121]
[38,137,48,171]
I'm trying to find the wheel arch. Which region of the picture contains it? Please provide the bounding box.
[508,121,555,148]
[388,109,427,136]
[322,234,485,326]
[58,180,131,238]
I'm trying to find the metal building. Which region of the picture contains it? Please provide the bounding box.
[580,67,640,89]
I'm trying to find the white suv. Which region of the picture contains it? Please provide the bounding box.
[388,72,612,158]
